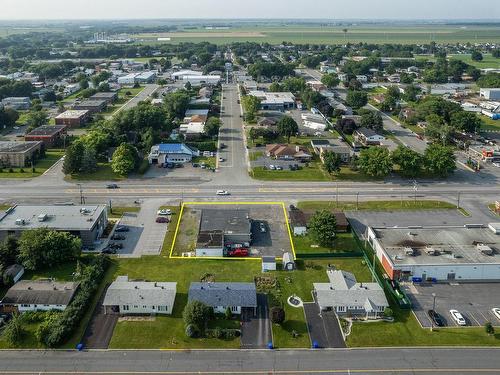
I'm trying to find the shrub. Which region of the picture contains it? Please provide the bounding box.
[185,324,200,338]
[270,307,286,324]
[8,168,13,173]
[213,326,223,339]
[19,168,24,173]
[183,300,213,334]
[485,322,495,335]
[225,306,232,320]
[2,313,25,345]
[383,307,394,318]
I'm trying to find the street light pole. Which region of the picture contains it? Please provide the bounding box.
[431,292,436,332]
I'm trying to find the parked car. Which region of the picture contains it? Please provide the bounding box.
[427,310,444,327]
[102,248,117,255]
[192,163,199,168]
[157,209,172,216]
[109,242,123,249]
[115,226,129,232]
[156,217,169,223]
[449,309,467,326]
[493,162,500,168]
[201,164,207,169]
[106,184,119,189]
[216,190,230,196]
[219,157,225,162]
[220,143,227,149]
[269,165,276,170]
[276,166,283,171]
[259,222,266,233]
[227,248,249,257]
[111,234,126,240]
[492,308,500,321]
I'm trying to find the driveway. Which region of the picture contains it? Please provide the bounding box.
[304,300,346,348]
[241,294,272,349]
[82,284,118,349]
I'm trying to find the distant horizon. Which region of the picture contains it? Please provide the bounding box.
[1,0,499,21]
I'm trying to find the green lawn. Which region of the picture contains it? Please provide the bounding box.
[160,206,181,256]
[293,232,360,255]
[109,206,141,219]
[267,258,372,348]
[0,150,64,178]
[449,54,500,69]
[249,151,264,161]
[251,163,330,182]
[348,305,500,347]
[68,163,125,181]
[479,114,500,131]
[297,200,456,211]
[192,156,216,168]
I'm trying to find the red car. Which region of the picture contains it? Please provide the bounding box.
[156,217,169,223]
[227,248,249,257]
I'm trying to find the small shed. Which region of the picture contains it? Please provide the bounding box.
[3,264,24,285]
[282,252,296,271]
[262,256,276,272]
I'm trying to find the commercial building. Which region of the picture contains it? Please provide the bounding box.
[55,110,91,128]
[1,97,31,110]
[480,88,500,101]
[248,91,296,111]
[314,269,389,318]
[199,209,252,245]
[266,144,312,161]
[103,275,177,315]
[0,280,79,313]
[301,113,328,131]
[195,230,224,257]
[188,282,257,315]
[90,92,118,104]
[367,225,500,282]
[0,141,43,168]
[24,125,67,147]
[147,143,199,165]
[0,205,108,248]
[73,99,107,114]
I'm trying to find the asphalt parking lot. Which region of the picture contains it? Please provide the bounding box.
[403,282,500,327]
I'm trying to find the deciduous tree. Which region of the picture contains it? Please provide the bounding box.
[308,210,337,247]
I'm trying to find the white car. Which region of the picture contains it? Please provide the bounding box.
[157,209,172,216]
[269,165,276,170]
[216,190,230,196]
[219,157,225,162]
[492,308,500,321]
[493,162,500,168]
[449,309,467,326]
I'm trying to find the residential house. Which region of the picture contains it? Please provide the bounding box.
[310,139,351,163]
[103,275,177,315]
[288,207,349,235]
[25,125,67,147]
[354,127,385,146]
[266,144,311,161]
[188,282,258,315]
[55,110,91,128]
[258,117,278,127]
[0,141,43,168]
[314,269,389,318]
[306,80,326,92]
[147,143,199,165]
[0,280,79,313]
[1,97,31,110]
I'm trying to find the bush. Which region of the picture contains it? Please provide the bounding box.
[485,322,495,335]
[183,300,213,334]
[383,307,394,318]
[185,323,200,338]
[19,168,24,173]
[270,306,286,324]
[213,326,223,339]
[8,168,13,173]
[2,313,25,345]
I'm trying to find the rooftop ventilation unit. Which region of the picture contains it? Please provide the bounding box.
[404,247,415,256]
[38,213,48,222]
[477,243,494,255]
[425,247,439,256]
[15,218,26,226]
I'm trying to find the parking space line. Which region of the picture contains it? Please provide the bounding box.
[466,311,481,326]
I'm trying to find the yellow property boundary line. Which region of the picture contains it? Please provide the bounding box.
[169,202,296,261]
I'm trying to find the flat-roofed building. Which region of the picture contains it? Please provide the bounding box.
[24,125,67,147]
[367,225,500,282]
[199,209,252,245]
[0,141,43,168]
[1,97,31,110]
[55,110,91,127]
[248,91,295,111]
[0,205,108,248]
[73,99,107,114]
[90,92,118,104]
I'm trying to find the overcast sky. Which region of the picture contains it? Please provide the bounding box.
[1,0,499,20]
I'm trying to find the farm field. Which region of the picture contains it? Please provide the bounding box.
[133,25,500,45]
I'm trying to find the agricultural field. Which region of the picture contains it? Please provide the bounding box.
[132,25,500,45]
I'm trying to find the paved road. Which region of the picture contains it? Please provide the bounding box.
[0,348,500,374]
[216,83,253,186]
[115,84,159,115]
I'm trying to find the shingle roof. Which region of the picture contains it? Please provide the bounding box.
[1,280,79,306]
[188,282,257,308]
[103,276,177,307]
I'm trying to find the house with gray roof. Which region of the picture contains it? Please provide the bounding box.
[103,276,177,315]
[314,269,388,318]
[188,282,257,315]
[0,280,79,313]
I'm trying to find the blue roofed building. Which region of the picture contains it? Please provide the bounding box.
[147,143,199,165]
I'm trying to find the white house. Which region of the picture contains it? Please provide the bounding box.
[188,282,257,315]
[354,127,386,146]
[0,280,79,313]
[314,269,388,318]
[102,276,177,315]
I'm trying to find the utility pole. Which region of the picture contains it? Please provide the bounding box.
[78,184,85,205]
[457,191,461,210]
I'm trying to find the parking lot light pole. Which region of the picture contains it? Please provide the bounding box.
[431,292,436,332]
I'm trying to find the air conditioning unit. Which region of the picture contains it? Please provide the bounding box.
[404,247,415,256]
[477,243,493,255]
[425,247,439,256]
[15,218,26,226]
[38,213,48,222]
